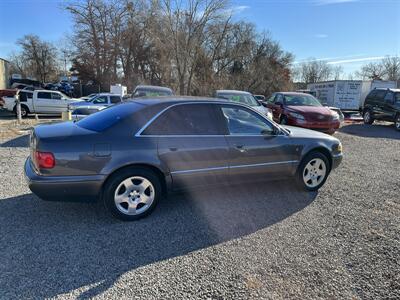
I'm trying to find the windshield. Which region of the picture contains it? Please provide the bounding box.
[284,94,322,107]
[218,93,260,107]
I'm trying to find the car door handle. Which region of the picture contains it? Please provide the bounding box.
[169,147,178,152]
[235,145,246,153]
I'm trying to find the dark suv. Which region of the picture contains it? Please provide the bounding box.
[363,88,400,130]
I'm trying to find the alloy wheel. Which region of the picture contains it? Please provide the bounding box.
[303,158,327,188]
[114,176,155,216]
[395,115,400,131]
[364,111,370,123]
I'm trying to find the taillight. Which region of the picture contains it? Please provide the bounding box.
[34,151,55,169]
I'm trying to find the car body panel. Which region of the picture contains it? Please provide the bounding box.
[25,98,343,201]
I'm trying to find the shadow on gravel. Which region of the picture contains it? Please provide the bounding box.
[339,123,400,140]
[0,181,316,299]
[1,134,29,147]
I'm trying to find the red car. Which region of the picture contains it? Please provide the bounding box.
[266,92,340,134]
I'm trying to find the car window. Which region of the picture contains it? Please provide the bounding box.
[134,89,172,97]
[217,93,260,107]
[267,94,275,103]
[275,94,284,104]
[383,92,394,103]
[367,90,377,99]
[142,104,223,135]
[283,94,322,106]
[395,93,400,103]
[93,96,108,104]
[375,90,387,101]
[110,96,122,104]
[37,92,52,99]
[51,93,62,100]
[76,103,142,132]
[221,106,274,135]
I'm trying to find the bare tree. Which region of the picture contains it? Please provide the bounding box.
[357,61,386,80]
[16,35,59,82]
[294,59,335,83]
[357,56,400,81]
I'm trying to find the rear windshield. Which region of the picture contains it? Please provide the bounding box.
[134,89,173,97]
[76,102,143,132]
[217,93,260,107]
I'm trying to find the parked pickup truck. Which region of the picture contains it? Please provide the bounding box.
[3,90,80,117]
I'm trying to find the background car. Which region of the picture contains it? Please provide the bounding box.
[266,92,340,134]
[362,88,400,131]
[215,90,273,120]
[132,85,174,97]
[69,93,122,110]
[71,105,107,121]
[254,95,266,103]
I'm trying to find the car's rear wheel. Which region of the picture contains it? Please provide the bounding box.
[363,109,374,124]
[103,167,161,221]
[297,152,330,191]
[395,114,400,131]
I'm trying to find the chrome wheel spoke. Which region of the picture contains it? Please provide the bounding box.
[114,176,155,216]
[303,158,327,188]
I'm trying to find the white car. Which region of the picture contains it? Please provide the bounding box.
[3,90,80,117]
[69,93,122,110]
[214,90,273,120]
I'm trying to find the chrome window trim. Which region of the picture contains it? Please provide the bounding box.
[135,101,284,137]
[170,160,299,175]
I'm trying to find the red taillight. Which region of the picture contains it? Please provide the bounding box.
[34,151,55,169]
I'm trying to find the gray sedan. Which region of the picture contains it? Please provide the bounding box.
[25,98,343,221]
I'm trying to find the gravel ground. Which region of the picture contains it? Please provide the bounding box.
[0,122,399,299]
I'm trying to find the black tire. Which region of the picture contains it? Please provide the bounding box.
[296,151,330,192]
[13,105,29,118]
[280,115,289,125]
[363,109,374,125]
[395,114,400,131]
[103,167,162,221]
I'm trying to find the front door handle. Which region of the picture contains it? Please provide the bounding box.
[235,145,246,153]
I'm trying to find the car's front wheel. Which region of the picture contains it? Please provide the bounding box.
[297,152,330,191]
[363,109,374,124]
[103,167,161,221]
[395,114,400,131]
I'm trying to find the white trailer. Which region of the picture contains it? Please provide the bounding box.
[307,80,397,111]
[110,84,127,96]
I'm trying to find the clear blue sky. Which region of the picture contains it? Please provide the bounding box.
[0,0,399,77]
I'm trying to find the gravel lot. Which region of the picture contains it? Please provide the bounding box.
[0,121,399,299]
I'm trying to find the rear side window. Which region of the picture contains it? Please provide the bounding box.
[142,104,223,135]
[395,93,400,103]
[37,92,51,99]
[110,96,122,104]
[76,103,142,132]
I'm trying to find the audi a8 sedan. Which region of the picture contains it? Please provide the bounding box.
[25,97,343,221]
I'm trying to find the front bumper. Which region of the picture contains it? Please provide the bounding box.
[288,118,340,133]
[24,158,105,201]
[331,153,343,170]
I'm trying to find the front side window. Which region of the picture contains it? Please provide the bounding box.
[37,92,52,99]
[92,96,108,104]
[384,92,394,103]
[375,90,387,101]
[395,93,400,103]
[221,106,274,135]
[142,104,222,135]
[51,93,62,100]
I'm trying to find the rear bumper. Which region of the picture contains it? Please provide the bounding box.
[24,158,105,201]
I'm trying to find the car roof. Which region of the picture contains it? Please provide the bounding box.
[215,89,251,95]
[373,88,400,92]
[134,85,173,92]
[96,93,121,96]
[279,92,314,96]
[126,96,231,106]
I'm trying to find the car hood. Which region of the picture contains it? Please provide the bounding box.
[286,105,332,116]
[282,125,337,140]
